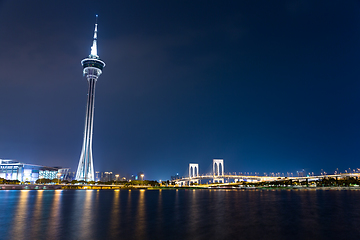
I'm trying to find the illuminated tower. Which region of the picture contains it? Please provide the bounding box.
[76,15,105,181]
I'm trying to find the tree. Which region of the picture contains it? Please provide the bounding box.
[36,178,52,184]
[51,178,59,183]
[61,180,69,184]
[71,180,79,184]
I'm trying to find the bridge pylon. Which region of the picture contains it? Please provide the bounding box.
[213,159,224,183]
[189,163,200,185]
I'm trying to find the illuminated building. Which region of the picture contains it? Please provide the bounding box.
[67,171,76,180]
[138,172,145,181]
[95,171,100,182]
[0,159,69,183]
[76,15,106,182]
[171,173,181,181]
[100,172,113,182]
[114,174,120,181]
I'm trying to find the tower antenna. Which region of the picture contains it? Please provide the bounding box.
[90,14,98,58]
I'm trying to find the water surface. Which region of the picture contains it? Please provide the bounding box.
[1,189,360,240]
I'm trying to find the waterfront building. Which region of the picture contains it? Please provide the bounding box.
[66,171,76,181]
[138,172,145,181]
[0,159,69,183]
[171,173,182,181]
[126,174,137,180]
[100,172,113,182]
[76,15,106,182]
[114,174,120,181]
[95,171,100,182]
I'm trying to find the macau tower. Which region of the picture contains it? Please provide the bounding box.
[76,15,105,181]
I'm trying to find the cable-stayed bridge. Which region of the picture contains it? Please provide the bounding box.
[174,159,360,186]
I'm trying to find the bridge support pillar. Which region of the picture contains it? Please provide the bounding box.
[189,179,200,186]
[213,178,224,183]
[175,181,186,186]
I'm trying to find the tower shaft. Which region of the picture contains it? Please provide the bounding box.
[76,77,97,181]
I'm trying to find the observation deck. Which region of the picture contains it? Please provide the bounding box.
[81,58,105,71]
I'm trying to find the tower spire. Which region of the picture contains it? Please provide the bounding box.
[90,15,99,58]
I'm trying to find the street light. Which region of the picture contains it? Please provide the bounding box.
[140,174,144,185]
[57,172,62,185]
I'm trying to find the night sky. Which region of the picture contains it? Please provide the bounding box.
[1,1,360,180]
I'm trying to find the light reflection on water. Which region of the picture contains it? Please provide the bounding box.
[46,190,62,238]
[188,189,200,237]
[30,190,43,239]
[79,190,94,239]
[156,189,163,238]
[1,189,360,240]
[135,190,147,240]
[126,189,132,226]
[10,190,29,240]
[109,190,120,238]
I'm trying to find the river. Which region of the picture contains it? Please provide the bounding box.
[0,189,359,240]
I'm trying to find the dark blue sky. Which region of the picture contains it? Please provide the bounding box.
[0,1,360,180]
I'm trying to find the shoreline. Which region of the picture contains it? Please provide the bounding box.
[1,184,360,191]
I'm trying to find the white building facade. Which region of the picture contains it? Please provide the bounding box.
[0,159,69,183]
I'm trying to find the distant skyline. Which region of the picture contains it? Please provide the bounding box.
[0,1,360,180]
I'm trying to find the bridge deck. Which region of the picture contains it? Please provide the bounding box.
[178,173,360,182]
